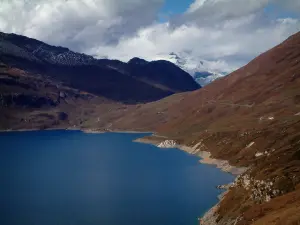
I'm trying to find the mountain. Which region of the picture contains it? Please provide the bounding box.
[166,52,228,86]
[127,57,200,92]
[109,32,300,225]
[193,71,227,86]
[2,29,300,225]
[0,32,199,103]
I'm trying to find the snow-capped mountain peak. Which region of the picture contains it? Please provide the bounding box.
[157,52,230,86]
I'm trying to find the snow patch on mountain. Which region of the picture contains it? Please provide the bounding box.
[193,71,227,87]
[0,32,98,66]
[32,47,98,66]
[154,52,232,86]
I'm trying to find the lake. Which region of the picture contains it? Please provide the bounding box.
[0,130,234,225]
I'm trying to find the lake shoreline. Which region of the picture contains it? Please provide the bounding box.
[0,127,151,134]
[0,129,231,225]
[135,136,247,225]
[135,137,247,176]
[1,128,243,225]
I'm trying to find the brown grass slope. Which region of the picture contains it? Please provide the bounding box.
[114,31,300,133]
[0,62,129,131]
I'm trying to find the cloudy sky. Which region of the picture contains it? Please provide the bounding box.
[0,0,299,73]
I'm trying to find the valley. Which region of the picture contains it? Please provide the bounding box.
[1,31,300,225]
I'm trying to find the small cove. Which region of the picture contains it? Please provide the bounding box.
[0,130,234,225]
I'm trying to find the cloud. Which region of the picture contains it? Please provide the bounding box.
[185,0,270,23]
[0,0,299,74]
[0,0,163,51]
[276,0,300,12]
[88,12,299,72]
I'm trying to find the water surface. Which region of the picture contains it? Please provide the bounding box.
[0,130,233,225]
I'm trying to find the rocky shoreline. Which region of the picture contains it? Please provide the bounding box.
[136,137,247,175]
[179,144,247,225]
[136,136,247,225]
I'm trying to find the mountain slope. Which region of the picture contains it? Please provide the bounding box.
[0,32,199,103]
[114,31,300,132]
[108,31,300,225]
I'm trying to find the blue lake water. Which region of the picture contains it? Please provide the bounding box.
[0,131,234,225]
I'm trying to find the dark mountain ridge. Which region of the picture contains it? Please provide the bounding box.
[0,32,200,103]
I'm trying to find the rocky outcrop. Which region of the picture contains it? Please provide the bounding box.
[199,172,282,225]
[157,140,178,148]
[233,174,281,203]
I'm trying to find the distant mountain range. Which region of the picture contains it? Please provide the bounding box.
[0,32,199,103]
[164,52,228,86]
[193,71,227,86]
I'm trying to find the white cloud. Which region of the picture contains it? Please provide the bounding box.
[0,0,299,74]
[0,0,163,51]
[88,14,299,72]
[186,0,270,19]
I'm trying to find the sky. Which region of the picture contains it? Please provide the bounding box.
[0,0,299,73]
[159,0,195,21]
